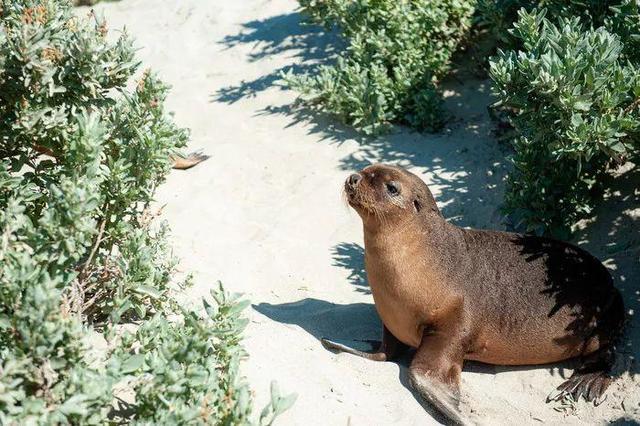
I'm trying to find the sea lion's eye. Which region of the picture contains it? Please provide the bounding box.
[386,182,399,196]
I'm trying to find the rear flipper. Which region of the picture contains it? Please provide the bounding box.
[548,350,615,405]
[320,338,386,361]
[549,371,611,405]
[320,325,406,362]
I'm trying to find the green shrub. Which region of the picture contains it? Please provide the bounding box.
[476,0,607,40]
[476,0,640,63]
[0,0,292,423]
[606,0,640,64]
[490,9,640,236]
[110,285,296,425]
[0,0,187,324]
[0,135,114,422]
[283,0,476,134]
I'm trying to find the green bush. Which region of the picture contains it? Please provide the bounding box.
[0,0,187,324]
[476,0,640,62]
[606,0,640,64]
[0,0,292,423]
[490,9,640,236]
[476,0,607,40]
[283,0,476,134]
[110,285,296,425]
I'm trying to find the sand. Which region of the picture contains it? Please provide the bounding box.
[88,0,640,424]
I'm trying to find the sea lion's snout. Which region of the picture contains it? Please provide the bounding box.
[347,173,362,189]
[345,173,362,200]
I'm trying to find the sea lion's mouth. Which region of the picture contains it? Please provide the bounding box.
[344,178,361,207]
[344,173,373,211]
[344,184,358,206]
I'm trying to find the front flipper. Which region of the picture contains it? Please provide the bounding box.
[321,325,405,362]
[409,329,473,425]
[409,370,472,426]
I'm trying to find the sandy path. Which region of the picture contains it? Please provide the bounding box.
[91,1,640,424]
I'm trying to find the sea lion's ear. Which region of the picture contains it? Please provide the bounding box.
[413,199,421,212]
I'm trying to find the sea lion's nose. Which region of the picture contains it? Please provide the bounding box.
[347,173,362,187]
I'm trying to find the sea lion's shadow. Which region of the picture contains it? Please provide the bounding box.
[253,298,380,345]
[252,299,447,419]
[253,298,568,418]
[609,419,640,426]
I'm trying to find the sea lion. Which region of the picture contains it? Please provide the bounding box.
[322,164,625,425]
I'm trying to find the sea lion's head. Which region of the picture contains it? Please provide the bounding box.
[344,164,440,226]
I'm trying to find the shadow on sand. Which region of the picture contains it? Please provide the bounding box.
[214,12,340,104]
[331,242,369,294]
[610,418,640,426]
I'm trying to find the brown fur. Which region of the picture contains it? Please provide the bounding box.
[323,164,625,424]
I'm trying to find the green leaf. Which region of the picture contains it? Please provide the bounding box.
[133,285,163,299]
[573,100,592,111]
[270,381,281,406]
[229,299,251,315]
[609,142,626,152]
[58,395,89,416]
[121,354,145,373]
[274,393,298,416]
